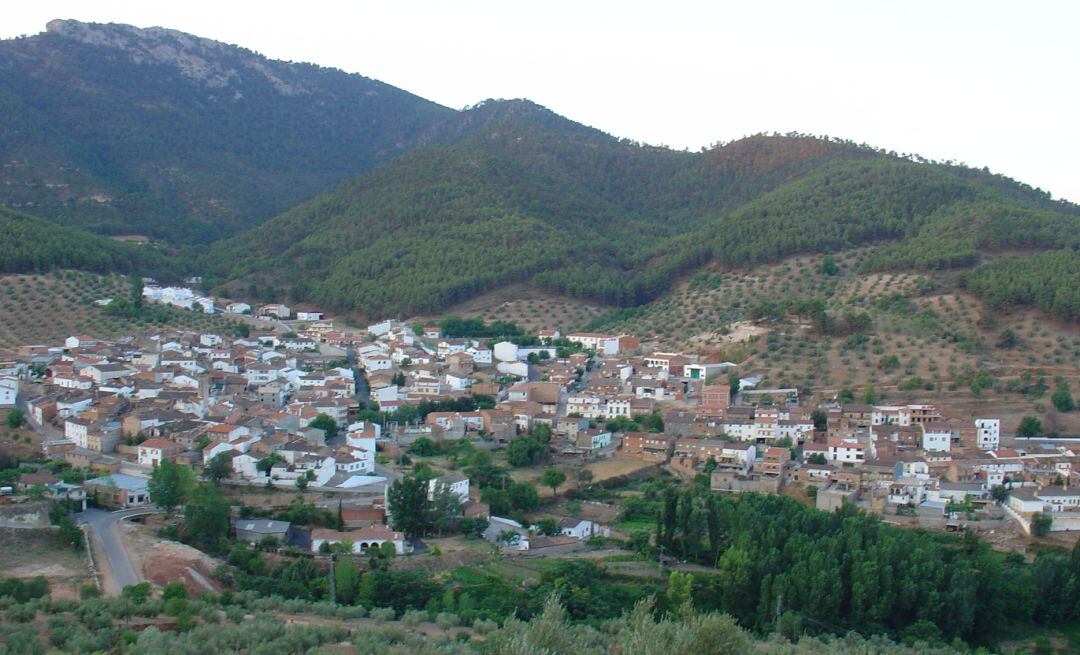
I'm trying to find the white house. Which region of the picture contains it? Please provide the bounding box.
[367,320,394,337]
[0,376,18,407]
[136,437,179,467]
[483,516,530,550]
[975,419,1000,451]
[296,312,324,321]
[225,302,251,314]
[466,345,492,365]
[493,342,519,363]
[496,361,530,378]
[428,473,470,504]
[921,424,952,452]
[558,519,609,540]
[310,525,411,554]
[827,438,866,465]
[445,373,471,392]
[1036,486,1080,512]
[360,353,393,372]
[335,449,374,475]
[259,304,292,319]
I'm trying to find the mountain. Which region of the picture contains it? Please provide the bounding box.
[209,111,1080,319]
[0,19,453,242]
[3,20,1076,321]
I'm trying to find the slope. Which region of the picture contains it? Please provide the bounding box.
[211,118,1080,319]
[0,19,453,242]
[0,205,179,277]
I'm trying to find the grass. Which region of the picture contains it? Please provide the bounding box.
[610,518,654,533]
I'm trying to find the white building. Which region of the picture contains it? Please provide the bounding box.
[428,473,470,504]
[827,438,866,465]
[921,424,952,452]
[975,419,1000,451]
[0,376,18,407]
[558,519,609,540]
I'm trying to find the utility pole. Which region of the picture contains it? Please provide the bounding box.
[328,553,336,605]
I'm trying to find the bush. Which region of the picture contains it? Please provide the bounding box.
[79,584,101,600]
[435,612,459,629]
[370,607,396,622]
[0,576,50,602]
[473,617,498,634]
[401,609,426,627]
[162,581,189,603]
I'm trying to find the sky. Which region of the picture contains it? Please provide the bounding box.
[4,1,1079,202]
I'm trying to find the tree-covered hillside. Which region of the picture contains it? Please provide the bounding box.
[0,206,180,277]
[209,115,1080,319]
[0,20,453,242]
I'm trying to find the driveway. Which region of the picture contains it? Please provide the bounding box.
[76,507,159,594]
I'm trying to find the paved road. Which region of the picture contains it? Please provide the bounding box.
[76,507,159,594]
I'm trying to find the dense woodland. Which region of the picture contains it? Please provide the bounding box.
[0,206,179,277]
[209,121,1080,320]
[655,488,1080,645]
[963,249,1080,321]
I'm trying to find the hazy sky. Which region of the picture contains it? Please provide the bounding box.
[4,1,1079,201]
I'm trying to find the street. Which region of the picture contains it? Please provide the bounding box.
[76,507,158,594]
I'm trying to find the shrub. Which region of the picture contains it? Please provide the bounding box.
[79,584,101,600]
[370,607,396,622]
[436,612,459,629]
[401,609,426,627]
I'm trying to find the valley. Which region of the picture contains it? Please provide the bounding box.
[0,15,1078,655]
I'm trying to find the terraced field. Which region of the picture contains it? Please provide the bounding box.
[0,271,239,353]
[589,249,1080,434]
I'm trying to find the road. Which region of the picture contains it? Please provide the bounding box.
[17,389,64,441]
[76,507,159,594]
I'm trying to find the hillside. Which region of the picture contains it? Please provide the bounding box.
[0,270,239,352]
[210,120,1080,319]
[580,248,1080,435]
[0,19,453,241]
[0,205,179,277]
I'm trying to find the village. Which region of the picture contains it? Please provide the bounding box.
[0,280,1078,598]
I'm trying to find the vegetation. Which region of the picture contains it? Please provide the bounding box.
[963,250,1080,321]
[653,487,1080,644]
[147,459,196,513]
[0,206,180,277]
[210,118,1080,319]
[0,21,453,242]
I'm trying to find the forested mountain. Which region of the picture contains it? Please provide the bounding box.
[209,109,1080,319]
[0,206,178,276]
[0,20,453,241]
[2,20,1076,321]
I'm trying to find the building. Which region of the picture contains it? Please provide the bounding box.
[921,423,952,453]
[620,432,675,462]
[310,525,411,555]
[558,519,609,539]
[428,472,470,504]
[975,419,1000,451]
[234,519,292,545]
[0,376,19,407]
[760,447,792,478]
[85,474,150,509]
[136,437,181,467]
